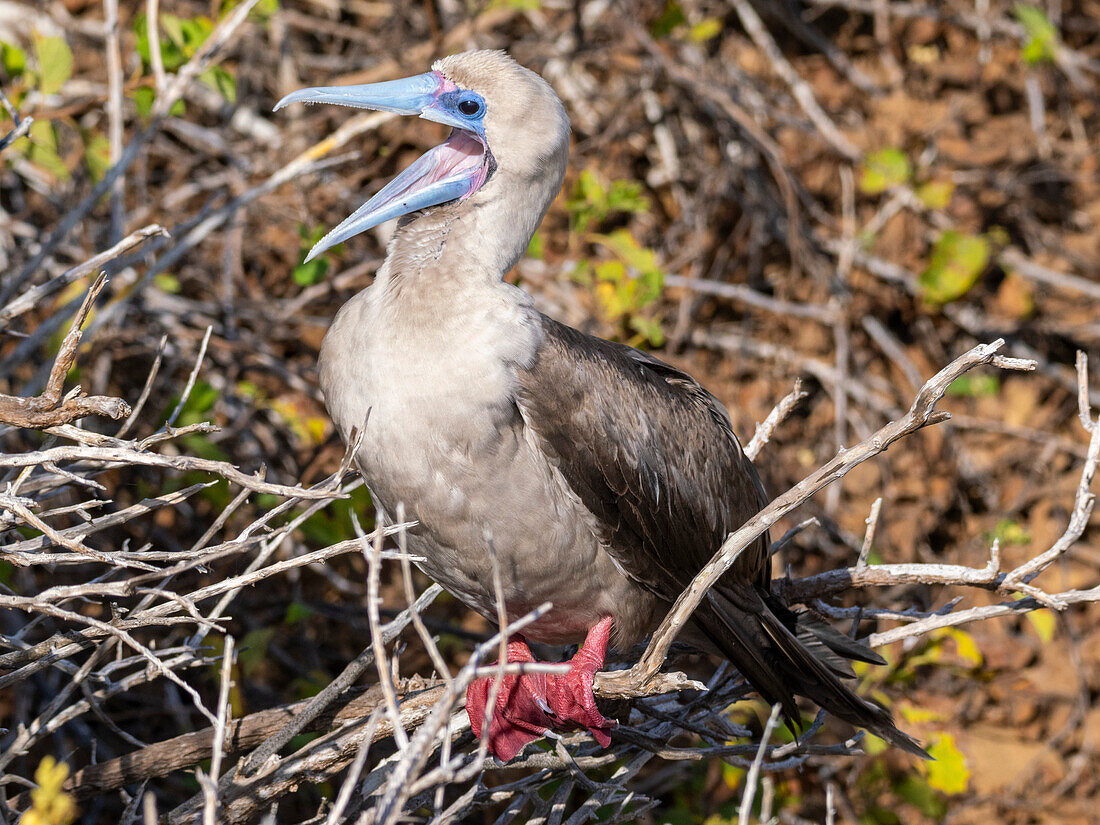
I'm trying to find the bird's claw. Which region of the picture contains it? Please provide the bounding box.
[466,616,616,761]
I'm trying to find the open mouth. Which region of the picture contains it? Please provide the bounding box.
[275,72,495,262]
[387,129,491,213]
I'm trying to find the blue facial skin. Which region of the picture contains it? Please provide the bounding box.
[435,90,487,136]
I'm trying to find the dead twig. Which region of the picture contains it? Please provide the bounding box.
[0,274,130,428]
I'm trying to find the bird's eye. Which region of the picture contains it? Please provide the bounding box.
[458,98,482,117]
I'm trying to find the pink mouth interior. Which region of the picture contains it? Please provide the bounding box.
[424,130,489,197]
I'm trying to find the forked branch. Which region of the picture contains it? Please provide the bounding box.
[0,274,130,429]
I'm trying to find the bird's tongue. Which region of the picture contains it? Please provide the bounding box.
[303,130,489,262]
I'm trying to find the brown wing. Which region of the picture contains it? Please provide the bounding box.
[515,314,771,604]
[515,314,928,757]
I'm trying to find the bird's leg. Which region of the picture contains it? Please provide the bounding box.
[466,636,554,762]
[466,616,617,762]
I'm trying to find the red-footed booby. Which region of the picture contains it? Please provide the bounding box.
[276,50,926,762]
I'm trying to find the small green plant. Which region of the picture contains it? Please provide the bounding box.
[293,224,338,286]
[1014,4,1058,65]
[985,518,1031,546]
[2,34,74,179]
[132,11,237,114]
[649,1,722,42]
[946,373,1000,397]
[574,229,665,347]
[859,148,911,195]
[919,230,991,304]
[562,171,665,347]
[565,170,648,234]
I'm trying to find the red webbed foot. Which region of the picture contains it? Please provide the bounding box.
[465,616,617,762]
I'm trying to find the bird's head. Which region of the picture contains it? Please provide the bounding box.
[276,50,569,262]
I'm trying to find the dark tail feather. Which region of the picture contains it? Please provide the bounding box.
[704,590,930,759]
[793,611,888,678]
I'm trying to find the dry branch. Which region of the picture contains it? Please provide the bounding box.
[0,274,130,428]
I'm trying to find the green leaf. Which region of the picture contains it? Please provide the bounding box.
[284,601,315,624]
[293,258,328,286]
[919,230,990,304]
[33,35,72,95]
[164,380,219,428]
[200,65,236,103]
[629,315,666,347]
[133,86,155,116]
[946,373,1000,397]
[131,85,184,118]
[154,273,181,294]
[565,170,648,234]
[592,230,663,289]
[22,119,69,179]
[168,15,215,59]
[925,733,970,794]
[219,0,280,21]
[605,179,649,215]
[1014,4,1058,65]
[988,518,1031,546]
[859,148,911,195]
[651,0,686,37]
[525,230,544,260]
[83,132,111,182]
[293,224,336,285]
[1,41,26,78]
[135,13,214,72]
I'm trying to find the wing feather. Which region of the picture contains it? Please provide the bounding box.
[515,314,769,601]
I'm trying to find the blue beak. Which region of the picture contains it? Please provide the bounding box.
[274,73,442,117]
[276,72,491,262]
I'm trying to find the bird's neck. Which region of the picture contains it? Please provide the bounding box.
[373,165,561,298]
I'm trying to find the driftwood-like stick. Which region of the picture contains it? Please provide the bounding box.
[0,274,130,428]
[25,684,391,804]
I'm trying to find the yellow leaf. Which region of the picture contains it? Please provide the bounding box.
[859,148,911,195]
[21,756,78,825]
[925,733,970,794]
[937,627,983,668]
[916,180,954,210]
[863,733,888,755]
[721,762,744,789]
[687,17,722,42]
[1026,608,1056,642]
[305,416,328,445]
[899,702,944,724]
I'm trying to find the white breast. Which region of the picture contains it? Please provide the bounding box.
[317,271,654,646]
